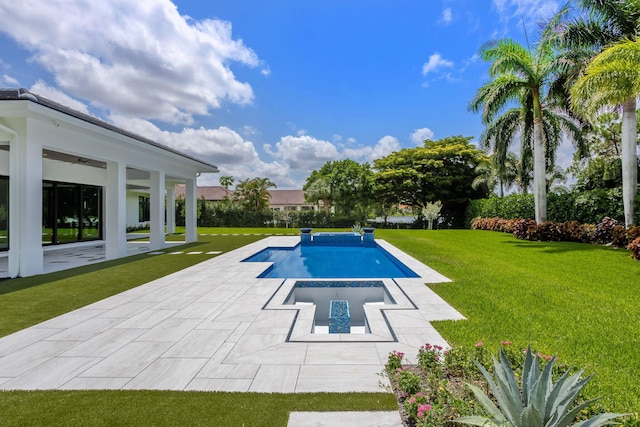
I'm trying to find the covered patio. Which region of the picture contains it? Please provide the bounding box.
[0,88,218,277]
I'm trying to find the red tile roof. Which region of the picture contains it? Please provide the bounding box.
[174,185,310,206]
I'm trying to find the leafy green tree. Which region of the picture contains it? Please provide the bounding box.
[571,39,640,226]
[373,135,489,227]
[303,160,374,218]
[233,177,276,214]
[469,29,585,224]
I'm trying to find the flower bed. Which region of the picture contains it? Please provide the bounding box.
[383,342,616,426]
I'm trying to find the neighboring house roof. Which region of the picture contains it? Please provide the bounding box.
[175,185,310,205]
[0,88,218,172]
[269,190,307,205]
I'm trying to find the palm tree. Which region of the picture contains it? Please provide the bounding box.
[304,177,333,217]
[553,0,640,226]
[234,177,276,213]
[219,175,234,199]
[571,39,640,226]
[472,153,518,197]
[469,32,584,223]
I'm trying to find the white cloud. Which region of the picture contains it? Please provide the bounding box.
[2,74,19,86]
[493,0,559,25]
[439,8,453,25]
[30,80,92,115]
[422,53,454,75]
[343,136,400,164]
[267,135,342,171]
[109,115,295,187]
[0,0,262,125]
[410,128,435,145]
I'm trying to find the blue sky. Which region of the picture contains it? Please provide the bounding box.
[0,0,571,188]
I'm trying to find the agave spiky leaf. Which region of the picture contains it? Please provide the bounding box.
[474,357,521,425]
[573,412,629,427]
[455,415,504,427]
[520,404,543,425]
[528,353,555,418]
[456,383,508,426]
[522,345,535,406]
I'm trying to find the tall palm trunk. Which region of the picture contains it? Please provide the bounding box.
[533,118,547,223]
[622,97,638,227]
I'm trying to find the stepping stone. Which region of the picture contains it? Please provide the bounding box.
[168,251,184,255]
[206,251,222,255]
[147,251,164,255]
[187,251,203,255]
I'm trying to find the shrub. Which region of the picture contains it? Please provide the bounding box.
[595,217,619,244]
[512,219,536,240]
[628,237,640,261]
[397,368,421,395]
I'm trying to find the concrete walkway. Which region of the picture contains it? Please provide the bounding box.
[0,236,464,424]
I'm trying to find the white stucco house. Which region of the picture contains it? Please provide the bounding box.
[0,88,218,278]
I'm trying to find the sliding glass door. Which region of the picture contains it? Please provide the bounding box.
[42,181,102,245]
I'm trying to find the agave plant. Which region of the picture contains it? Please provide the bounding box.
[455,346,626,427]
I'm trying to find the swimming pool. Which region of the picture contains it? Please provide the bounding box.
[242,243,419,278]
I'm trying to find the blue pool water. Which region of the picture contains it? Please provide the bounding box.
[242,244,419,278]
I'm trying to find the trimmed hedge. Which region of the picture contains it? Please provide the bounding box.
[471,216,640,261]
[466,188,640,227]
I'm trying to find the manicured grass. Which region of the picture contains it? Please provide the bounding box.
[376,229,640,413]
[0,391,395,427]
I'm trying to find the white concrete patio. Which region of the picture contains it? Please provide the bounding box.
[0,236,185,277]
[0,236,463,395]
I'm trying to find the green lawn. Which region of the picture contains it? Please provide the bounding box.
[0,227,638,423]
[375,229,640,413]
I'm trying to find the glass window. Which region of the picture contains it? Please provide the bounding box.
[0,176,8,250]
[139,196,150,222]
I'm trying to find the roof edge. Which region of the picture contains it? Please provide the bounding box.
[0,88,219,173]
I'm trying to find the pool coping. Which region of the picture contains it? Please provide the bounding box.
[0,235,465,393]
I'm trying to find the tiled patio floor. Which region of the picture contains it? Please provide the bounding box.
[0,236,464,395]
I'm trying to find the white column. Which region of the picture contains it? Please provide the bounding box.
[185,178,197,243]
[166,184,176,234]
[105,161,127,260]
[17,125,43,276]
[3,125,20,278]
[149,170,165,250]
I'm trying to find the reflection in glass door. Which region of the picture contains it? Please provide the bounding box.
[56,183,79,243]
[42,181,103,245]
[81,186,101,241]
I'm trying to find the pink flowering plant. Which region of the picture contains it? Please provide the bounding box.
[385,350,404,372]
